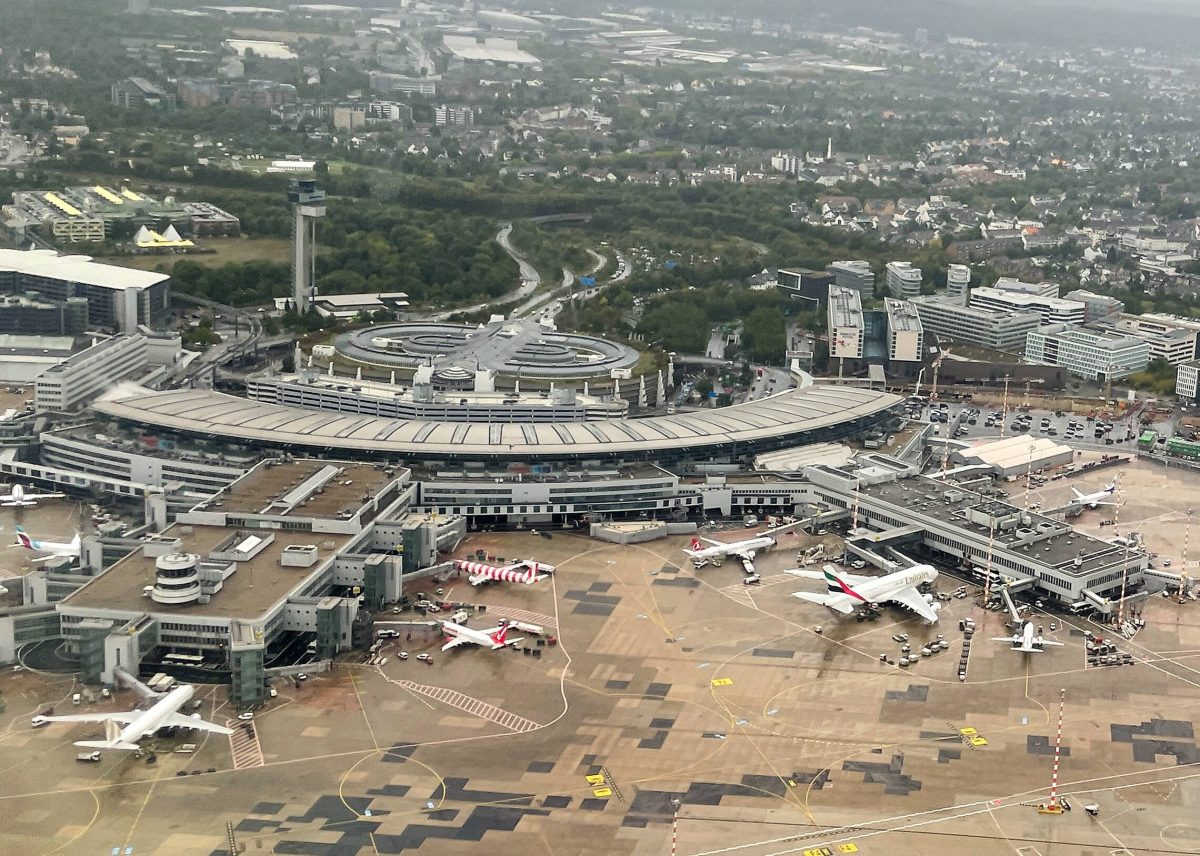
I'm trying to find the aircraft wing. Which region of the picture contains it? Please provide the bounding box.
[786,569,826,580]
[991,635,1018,644]
[165,713,233,734]
[40,711,138,725]
[889,587,941,623]
[441,635,475,652]
[1039,639,1065,647]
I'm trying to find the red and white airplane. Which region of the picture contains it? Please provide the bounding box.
[455,559,551,587]
[440,619,524,652]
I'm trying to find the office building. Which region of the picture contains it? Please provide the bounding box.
[1107,313,1200,362]
[178,78,297,110]
[885,261,923,298]
[1177,360,1200,403]
[1093,318,1195,366]
[434,105,475,126]
[110,77,176,111]
[969,286,1085,325]
[0,293,87,335]
[827,285,864,361]
[368,72,437,96]
[777,268,834,303]
[884,298,924,363]
[34,334,149,413]
[1064,289,1124,323]
[1024,324,1149,381]
[910,295,1041,354]
[945,263,970,299]
[826,260,875,294]
[991,277,1059,298]
[0,249,170,332]
[333,106,366,131]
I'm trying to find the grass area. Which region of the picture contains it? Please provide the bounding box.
[113,237,295,271]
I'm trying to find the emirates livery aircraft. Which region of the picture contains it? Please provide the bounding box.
[790,564,943,623]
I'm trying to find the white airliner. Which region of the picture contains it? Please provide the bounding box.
[455,559,550,586]
[993,620,1064,653]
[1069,482,1118,510]
[440,619,524,652]
[0,484,64,507]
[684,534,776,572]
[789,564,943,623]
[12,525,81,564]
[32,684,232,751]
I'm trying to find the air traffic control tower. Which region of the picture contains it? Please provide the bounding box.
[288,178,326,313]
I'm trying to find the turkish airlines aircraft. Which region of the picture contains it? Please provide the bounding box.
[790,564,943,623]
[683,534,776,573]
[993,620,1065,653]
[32,684,232,751]
[1069,482,1118,510]
[440,619,524,652]
[12,525,80,564]
[455,559,550,586]
[0,484,64,507]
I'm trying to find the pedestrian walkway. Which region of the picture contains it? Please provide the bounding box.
[227,720,265,769]
[397,681,540,733]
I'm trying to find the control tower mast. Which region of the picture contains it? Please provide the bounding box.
[288,178,326,313]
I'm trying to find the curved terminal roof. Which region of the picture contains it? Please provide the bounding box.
[94,384,902,460]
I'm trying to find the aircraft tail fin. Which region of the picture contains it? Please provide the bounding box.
[688,537,702,552]
[490,622,509,646]
[104,718,121,743]
[792,591,855,614]
[1071,488,1084,500]
[75,739,140,751]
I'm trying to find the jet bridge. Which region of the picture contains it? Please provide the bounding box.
[844,525,924,572]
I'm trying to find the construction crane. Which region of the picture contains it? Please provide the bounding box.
[929,348,950,402]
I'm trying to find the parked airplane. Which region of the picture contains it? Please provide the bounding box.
[684,534,776,572]
[440,619,524,652]
[790,564,942,623]
[0,484,64,507]
[12,525,81,564]
[455,559,551,586]
[993,620,1064,653]
[1069,482,1118,511]
[32,684,232,751]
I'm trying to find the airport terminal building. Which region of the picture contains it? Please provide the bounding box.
[93,384,905,466]
[46,459,458,706]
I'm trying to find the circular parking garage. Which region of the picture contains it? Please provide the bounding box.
[334,319,641,387]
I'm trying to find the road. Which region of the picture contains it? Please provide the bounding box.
[419,223,542,322]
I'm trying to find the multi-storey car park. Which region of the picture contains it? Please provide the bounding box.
[331,319,643,388]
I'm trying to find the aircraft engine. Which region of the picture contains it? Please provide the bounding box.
[746,550,757,559]
[924,592,936,604]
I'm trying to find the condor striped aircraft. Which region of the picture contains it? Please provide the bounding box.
[789,563,942,624]
[454,559,552,586]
